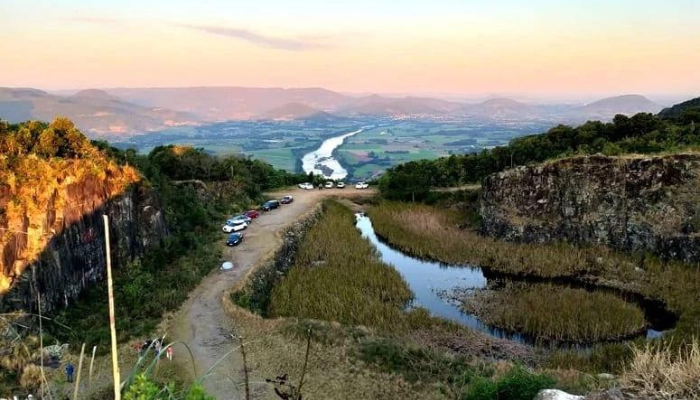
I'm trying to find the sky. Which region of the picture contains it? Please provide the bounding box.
[1,0,699,100]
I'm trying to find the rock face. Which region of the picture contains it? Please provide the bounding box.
[481,154,700,263]
[0,174,166,314]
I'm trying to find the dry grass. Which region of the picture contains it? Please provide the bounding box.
[367,202,700,319]
[269,200,413,331]
[462,284,646,343]
[620,339,700,399]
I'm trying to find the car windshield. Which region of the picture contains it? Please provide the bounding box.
[228,233,241,239]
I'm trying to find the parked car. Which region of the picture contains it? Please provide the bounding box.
[281,195,294,204]
[244,209,260,219]
[226,232,244,246]
[222,220,247,233]
[261,200,280,211]
[325,181,334,189]
[355,182,369,189]
[298,182,314,190]
[337,182,345,188]
[228,214,252,224]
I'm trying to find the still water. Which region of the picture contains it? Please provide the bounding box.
[355,213,668,345]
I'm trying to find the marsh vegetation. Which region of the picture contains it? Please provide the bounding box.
[461,284,646,343]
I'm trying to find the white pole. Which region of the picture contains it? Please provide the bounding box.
[103,215,121,400]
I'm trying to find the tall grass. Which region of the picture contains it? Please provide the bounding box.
[269,201,413,330]
[462,284,646,343]
[620,339,700,399]
[367,202,700,320]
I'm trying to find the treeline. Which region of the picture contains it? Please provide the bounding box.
[0,118,98,161]
[379,100,700,200]
[94,143,308,196]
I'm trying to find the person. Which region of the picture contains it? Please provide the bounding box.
[154,339,162,355]
[141,338,153,354]
[166,346,173,361]
[65,363,74,383]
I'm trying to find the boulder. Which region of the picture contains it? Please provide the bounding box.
[535,389,585,400]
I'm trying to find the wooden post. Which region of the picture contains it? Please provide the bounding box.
[72,343,86,400]
[103,215,121,400]
[239,336,250,400]
[36,284,48,399]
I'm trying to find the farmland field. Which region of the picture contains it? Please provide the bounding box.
[113,117,554,180]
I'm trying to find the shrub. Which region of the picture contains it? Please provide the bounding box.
[465,365,555,400]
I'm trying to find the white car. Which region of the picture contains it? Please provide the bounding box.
[337,182,345,188]
[222,221,248,233]
[325,181,334,189]
[298,182,314,190]
[355,182,369,189]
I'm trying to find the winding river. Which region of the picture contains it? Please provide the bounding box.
[302,129,363,180]
[354,213,673,345]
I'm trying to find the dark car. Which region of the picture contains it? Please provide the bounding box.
[226,232,244,246]
[261,200,280,211]
[244,209,260,219]
[280,195,294,204]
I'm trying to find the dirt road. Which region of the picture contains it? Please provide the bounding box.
[168,187,373,399]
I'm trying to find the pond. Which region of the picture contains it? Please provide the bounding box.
[355,213,674,346]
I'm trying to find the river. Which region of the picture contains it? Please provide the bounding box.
[302,129,363,180]
[354,213,672,346]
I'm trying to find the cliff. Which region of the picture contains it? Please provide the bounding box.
[481,154,700,263]
[0,156,167,313]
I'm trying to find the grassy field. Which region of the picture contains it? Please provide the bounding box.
[462,284,647,343]
[268,200,413,329]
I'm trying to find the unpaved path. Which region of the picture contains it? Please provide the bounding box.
[168,187,373,399]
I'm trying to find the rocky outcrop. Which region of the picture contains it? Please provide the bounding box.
[481,154,700,263]
[0,159,167,313]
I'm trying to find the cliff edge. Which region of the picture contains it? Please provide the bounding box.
[481,153,700,263]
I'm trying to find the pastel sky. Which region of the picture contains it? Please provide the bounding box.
[1,0,699,98]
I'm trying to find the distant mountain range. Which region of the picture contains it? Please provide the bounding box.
[0,88,198,137]
[0,86,669,136]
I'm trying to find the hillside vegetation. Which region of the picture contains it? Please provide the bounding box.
[0,118,141,293]
[0,117,305,394]
[379,102,700,200]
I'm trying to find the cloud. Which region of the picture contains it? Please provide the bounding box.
[179,25,326,51]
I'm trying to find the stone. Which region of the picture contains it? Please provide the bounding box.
[0,183,167,314]
[480,154,700,263]
[596,373,615,380]
[535,389,584,400]
[586,388,625,400]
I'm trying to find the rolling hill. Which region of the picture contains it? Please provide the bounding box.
[105,86,351,121]
[0,88,198,137]
[257,102,336,121]
[573,95,662,119]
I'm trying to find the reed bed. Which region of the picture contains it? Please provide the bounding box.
[367,202,700,318]
[268,200,413,331]
[462,284,646,343]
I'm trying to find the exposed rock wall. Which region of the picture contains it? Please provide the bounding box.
[0,161,166,313]
[481,154,700,263]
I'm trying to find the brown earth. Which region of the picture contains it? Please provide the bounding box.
[167,187,375,399]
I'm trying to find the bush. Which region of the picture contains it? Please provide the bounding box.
[465,365,555,400]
